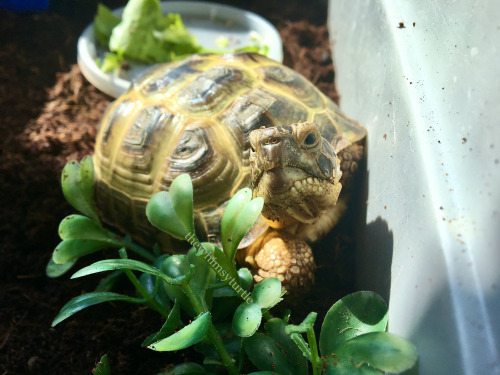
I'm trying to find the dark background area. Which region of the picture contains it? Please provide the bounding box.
[0,1,361,373]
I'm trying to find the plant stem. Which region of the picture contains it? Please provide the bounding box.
[119,248,170,317]
[183,283,239,375]
[306,328,321,375]
[123,268,170,318]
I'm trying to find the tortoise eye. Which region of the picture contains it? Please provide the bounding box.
[303,133,317,146]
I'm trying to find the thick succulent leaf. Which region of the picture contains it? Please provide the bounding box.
[148,312,211,351]
[61,158,99,222]
[238,268,253,290]
[161,255,191,279]
[52,239,108,264]
[229,197,264,261]
[92,354,111,375]
[265,318,308,374]
[169,174,195,236]
[335,332,418,373]
[52,291,142,326]
[324,358,380,375]
[232,302,262,337]
[146,191,187,239]
[212,245,239,283]
[142,301,181,347]
[45,257,76,278]
[213,268,253,298]
[320,291,388,356]
[252,277,281,308]
[138,272,171,311]
[158,256,196,316]
[221,188,252,257]
[245,333,296,375]
[188,248,216,306]
[58,215,120,245]
[158,362,208,375]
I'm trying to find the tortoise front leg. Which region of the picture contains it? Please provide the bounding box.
[239,230,316,297]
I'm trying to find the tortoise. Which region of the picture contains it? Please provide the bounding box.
[93,52,366,293]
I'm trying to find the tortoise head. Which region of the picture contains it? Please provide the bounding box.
[249,122,342,228]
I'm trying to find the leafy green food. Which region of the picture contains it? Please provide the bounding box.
[94,3,120,46]
[107,0,201,63]
[94,0,270,71]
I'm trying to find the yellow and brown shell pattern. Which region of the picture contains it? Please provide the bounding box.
[93,52,365,250]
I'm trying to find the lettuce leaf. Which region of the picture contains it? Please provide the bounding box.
[94,4,121,46]
[108,0,201,64]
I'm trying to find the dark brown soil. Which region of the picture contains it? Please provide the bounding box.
[0,1,352,374]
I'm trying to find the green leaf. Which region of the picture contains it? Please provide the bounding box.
[170,174,195,236]
[58,215,120,245]
[147,191,187,239]
[71,258,190,284]
[245,333,297,375]
[138,272,171,311]
[108,0,201,63]
[221,188,252,257]
[157,255,196,316]
[335,332,418,373]
[52,291,142,326]
[187,247,216,307]
[290,333,312,362]
[52,239,108,264]
[148,312,211,351]
[161,255,191,279]
[212,245,239,283]
[61,158,100,222]
[247,373,285,375]
[45,257,76,278]
[265,318,308,374]
[94,3,120,46]
[229,197,264,262]
[238,268,253,290]
[195,322,241,358]
[212,268,253,298]
[285,312,317,334]
[92,354,111,375]
[252,277,281,308]
[142,301,181,347]
[98,52,122,73]
[159,362,207,375]
[232,302,262,337]
[324,358,380,375]
[320,291,388,356]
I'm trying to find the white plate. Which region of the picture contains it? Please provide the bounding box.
[77,1,283,98]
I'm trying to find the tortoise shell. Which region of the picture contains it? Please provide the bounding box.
[93,52,366,249]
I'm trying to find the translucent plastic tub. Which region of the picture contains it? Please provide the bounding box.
[328,1,500,374]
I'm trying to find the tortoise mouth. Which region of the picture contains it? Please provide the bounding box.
[253,168,341,225]
[254,167,334,196]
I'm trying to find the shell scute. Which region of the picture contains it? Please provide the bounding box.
[93,52,366,248]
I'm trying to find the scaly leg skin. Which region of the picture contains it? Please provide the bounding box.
[240,230,316,298]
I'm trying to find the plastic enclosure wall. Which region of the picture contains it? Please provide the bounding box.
[328,1,499,374]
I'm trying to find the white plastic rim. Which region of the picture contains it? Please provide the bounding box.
[77,1,283,98]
